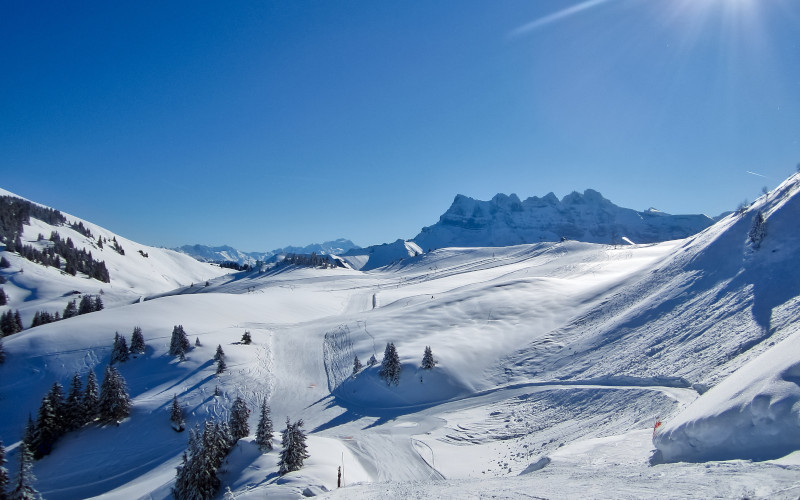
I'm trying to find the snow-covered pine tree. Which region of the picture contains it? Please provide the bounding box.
[216,357,226,375]
[278,418,309,475]
[32,396,58,459]
[229,396,250,442]
[379,342,402,386]
[748,210,767,249]
[352,355,363,376]
[78,295,94,315]
[64,372,85,431]
[110,332,130,364]
[255,398,274,452]
[98,365,131,423]
[22,416,35,450]
[223,486,235,500]
[82,370,99,424]
[169,325,190,357]
[195,337,201,347]
[170,395,185,432]
[214,345,225,362]
[421,346,436,370]
[241,331,252,345]
[9,442,38,500]
[0,438,9,497]
[367,354,377,367]
[129,326,145,356]
[62,300,77,319]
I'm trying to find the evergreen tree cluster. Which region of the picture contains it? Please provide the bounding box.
[173,420,233,500]
[218,261,250,271]
[111,328,146,363]
[29,310,60,328]
[0,310,23,336]
[281,252,338,269]
[278,418,309,476]
[169,325,191,359]
[69,221,93,239]
[110,236,125,256]
[49,231,110,282]
[24,366,130,460]
[0,195,66,252]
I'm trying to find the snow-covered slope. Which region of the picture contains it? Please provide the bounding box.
[2,177,800,499]
[0,188,228,325]
[414,190,715,250]
[174,239,360,266]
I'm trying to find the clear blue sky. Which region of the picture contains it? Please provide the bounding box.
[2,0,798,251]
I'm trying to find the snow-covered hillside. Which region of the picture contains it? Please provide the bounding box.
[0,188,228,327]
[414,189,715,250]
[2,177,800,499]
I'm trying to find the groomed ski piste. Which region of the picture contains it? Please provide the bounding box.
[2,176,800,499]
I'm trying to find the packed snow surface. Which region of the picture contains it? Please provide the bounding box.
[2,176,800,498]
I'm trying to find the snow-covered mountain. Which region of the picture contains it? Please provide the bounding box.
[2,176,800,499]
[174,239,360,266]
[413,189,716,250]
[0,188,228,325]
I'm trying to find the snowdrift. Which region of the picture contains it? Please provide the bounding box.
[653,328,800,462]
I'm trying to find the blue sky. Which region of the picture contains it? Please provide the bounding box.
[2,0,798,251]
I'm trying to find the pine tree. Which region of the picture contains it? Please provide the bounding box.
[110,332,130,364]
[46,382,66,437]
[32,397,58,459]
[195,337,201,347]
[170,395,185,432]
[214,345,225,362]
[0,438,9,498]
[367,354,377,367]
[98,365,131,423]
[0,338,5,364]
[216,357,226,375]
[278,418,309,476]
[62,300,78,319]
[255,399,274,452]
[169,325,190,357]
[421,346,436,370]
[78,295,94,315]
[12,312,22,334]
[82,370,99,424]
[64,372,85,431]
[749,210,767,249]
[9,442,38,500]
[129,326,145,356]
[229,396,250,442]
[352,355,363,376]
[240,330,252,345]
[379,342,402,386]
[93,295,103,311]
[0,287,6,306]
[22,415,35,451]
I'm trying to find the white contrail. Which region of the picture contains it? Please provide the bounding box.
[746,171,769,178]
[509,0,613,37]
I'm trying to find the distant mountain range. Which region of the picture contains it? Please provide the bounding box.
[173,239,360,266]
[176,190,721,270]
[412,190,718,251]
